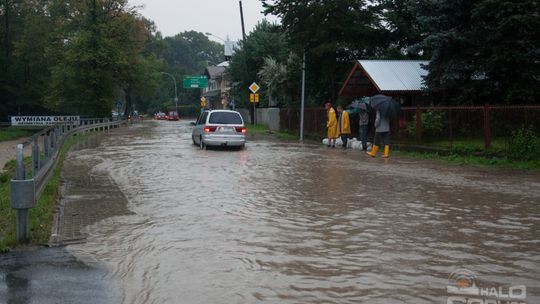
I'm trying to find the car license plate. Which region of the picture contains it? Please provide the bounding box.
[217,126,233,132]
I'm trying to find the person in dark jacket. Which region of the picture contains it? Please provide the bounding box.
[358,108,369,151]
[367,109,390,158]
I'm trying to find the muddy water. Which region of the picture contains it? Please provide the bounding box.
[68,120,540,304]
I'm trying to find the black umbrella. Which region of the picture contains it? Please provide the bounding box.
[369,95,401,118]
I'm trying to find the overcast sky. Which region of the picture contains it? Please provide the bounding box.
[129,0,279,42]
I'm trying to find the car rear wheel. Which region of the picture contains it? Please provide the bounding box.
[192,135,197,146]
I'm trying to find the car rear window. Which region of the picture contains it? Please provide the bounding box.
[208,112,243,124]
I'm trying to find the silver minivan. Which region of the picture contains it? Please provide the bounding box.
[192,110,246,149]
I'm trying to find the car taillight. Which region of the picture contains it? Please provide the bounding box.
[235,127,247,133]
[204,126,217,133]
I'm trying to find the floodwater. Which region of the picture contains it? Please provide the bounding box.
[66,120,540,304]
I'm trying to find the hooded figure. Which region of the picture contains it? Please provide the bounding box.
[325,102,338,147]
[337,106,351,149]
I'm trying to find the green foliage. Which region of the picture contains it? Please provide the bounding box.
[508,126,540,161]
[257,53,302,107]
[0,128,33,142]
[0,160,17,251]
[0,1,222,119]
[228,20,289,108]
[406,110,445,138]
[414,0,540,104]
[396,150,540,171]
[158,31,223,111]
[450,144,477,156]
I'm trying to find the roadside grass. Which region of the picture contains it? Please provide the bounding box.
[416,137,508,155]
[0,134,83,252]
[394,149,540,171]
[0,128,35,142]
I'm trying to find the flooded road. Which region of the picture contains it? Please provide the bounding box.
[63,120,539,304]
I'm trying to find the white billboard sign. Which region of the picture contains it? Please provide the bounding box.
[11,116,80,126]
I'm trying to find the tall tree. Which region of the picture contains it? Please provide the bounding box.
[159,31,223,109]
[228,20,288,108]
[45,0,128,117]
[412,0,540,104]
[262,0,386,102]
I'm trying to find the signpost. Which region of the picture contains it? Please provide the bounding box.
[183,75,208,89]
[249,82,260,125]
[249,82,260,94]
[249,94,259,103]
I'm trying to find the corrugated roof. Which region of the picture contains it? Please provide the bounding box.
[358,60,428,92]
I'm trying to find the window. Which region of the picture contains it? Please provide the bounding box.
[208,112,242,125]
[197,112,208,125]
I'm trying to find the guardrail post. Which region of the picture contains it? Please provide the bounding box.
[14,144,29,242]
[44,131,50,158]
[32,136,40,175]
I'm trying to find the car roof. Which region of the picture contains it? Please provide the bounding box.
[205,110,241,114]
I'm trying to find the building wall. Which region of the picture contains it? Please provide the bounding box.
[237,108,280,132]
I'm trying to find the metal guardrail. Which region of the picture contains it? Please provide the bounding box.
[10,118,127,242]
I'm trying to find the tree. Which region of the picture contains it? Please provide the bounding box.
[257,53,302,107]
[412,0,540,104]
[262,0,387,102]
[1,0,53,119]
[159,31,223,109]
[379,0,426,58]
[45,0,130,117]
[470,0,540,103]
[228,20,288,108]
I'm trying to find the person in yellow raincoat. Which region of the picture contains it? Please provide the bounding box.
[325,102,338,147]
[337,106,351,149]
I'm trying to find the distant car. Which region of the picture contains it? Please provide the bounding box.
[192,110,246,149]
[167,111,180,121]
[154,112,166,120]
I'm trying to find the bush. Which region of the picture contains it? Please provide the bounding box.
[451,144,477,156]
[508,126,540,161]
[407,110,445,138]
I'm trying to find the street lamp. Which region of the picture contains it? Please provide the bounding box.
[205,32,226,42]
[161,72,178,114]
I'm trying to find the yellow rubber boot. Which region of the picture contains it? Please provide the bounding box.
[367,145,379,157]
[382,145,390,158]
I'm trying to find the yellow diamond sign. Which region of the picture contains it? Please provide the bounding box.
[249,82,260,93]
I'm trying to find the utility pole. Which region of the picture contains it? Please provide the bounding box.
[239,1,254,125]
[239,1,247,41]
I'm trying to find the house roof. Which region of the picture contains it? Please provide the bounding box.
[205,66,226,79]
[339,60,429,97]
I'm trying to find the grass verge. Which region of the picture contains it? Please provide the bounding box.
[394,149,540,171]
[0,134,84,252]
[0,128,35,142]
